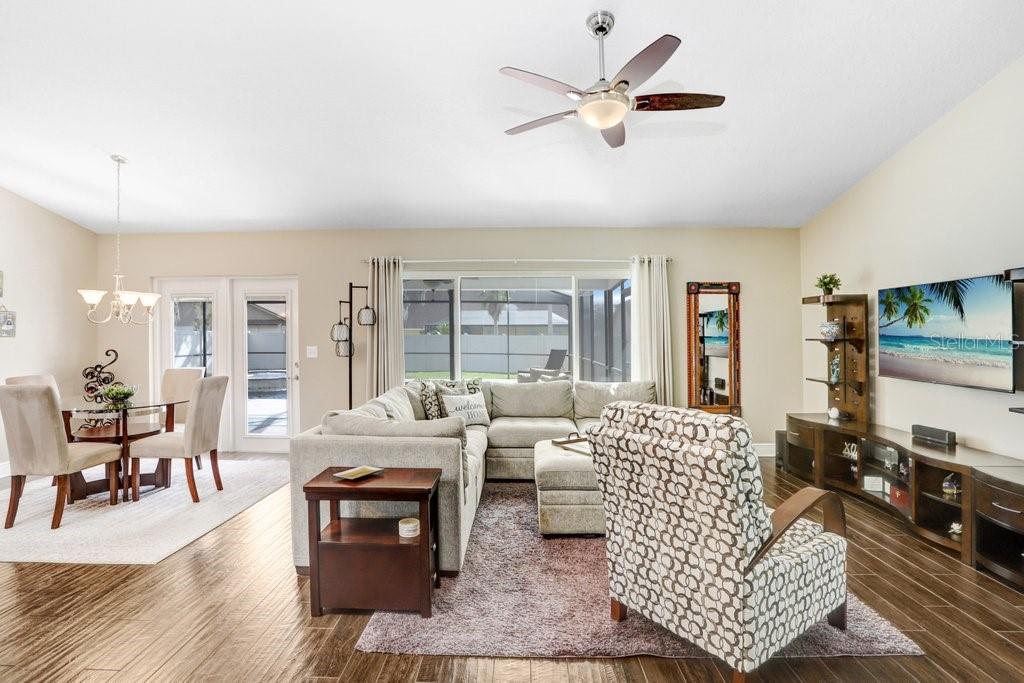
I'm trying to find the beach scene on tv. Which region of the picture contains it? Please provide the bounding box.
[878,274,1014,391]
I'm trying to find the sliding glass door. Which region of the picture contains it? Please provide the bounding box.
[402,273,629,382]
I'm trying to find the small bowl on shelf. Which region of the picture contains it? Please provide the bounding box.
[819,320,842,342]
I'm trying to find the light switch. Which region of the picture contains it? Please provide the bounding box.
[306,345,318,359]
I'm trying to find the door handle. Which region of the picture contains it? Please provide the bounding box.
[294,375,300,381]
[993,502,1022,514]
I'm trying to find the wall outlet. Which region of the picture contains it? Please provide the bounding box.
[306,345,318,359]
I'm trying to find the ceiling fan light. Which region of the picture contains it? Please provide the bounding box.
[578,91,629,129]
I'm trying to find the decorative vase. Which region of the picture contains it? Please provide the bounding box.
[829,355,842,384]
[942,473,962,499]
[819,320,841,341]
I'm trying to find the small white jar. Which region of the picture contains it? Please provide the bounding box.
[398,517,420,538]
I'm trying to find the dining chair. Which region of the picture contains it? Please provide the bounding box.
[5,373,61,396]
[0,385,122,529]
[5,375,65,488]
[129,375,228,502]
[159,367,205,469]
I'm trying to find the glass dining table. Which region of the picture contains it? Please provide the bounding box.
[60,399,190,503]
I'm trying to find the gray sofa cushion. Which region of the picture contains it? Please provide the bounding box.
[534,445,599,491]
[357,401,389,419]
[487,416,577,448]
[402,381,428,420]
[322,412,466,445]
[466,424,488,460]
[490,380,573,419]
[373,386,416,422]
[573,380,657,418]
[575,417,600,434]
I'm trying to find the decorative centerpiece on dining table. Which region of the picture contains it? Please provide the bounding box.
[102,384,136,410]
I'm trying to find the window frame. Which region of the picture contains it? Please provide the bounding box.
[402,270,630,382]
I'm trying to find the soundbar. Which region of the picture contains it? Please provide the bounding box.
[911,424,957,448]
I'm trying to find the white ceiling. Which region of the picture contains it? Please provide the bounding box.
[1,1,1023,234]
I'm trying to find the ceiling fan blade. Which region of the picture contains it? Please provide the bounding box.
[504,111,577,135]
[600,122,625,148]
[633,93,725,111]
[610,35,681,92]
[499,67,583,100]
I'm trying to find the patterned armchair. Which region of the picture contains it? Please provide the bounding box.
[588,402,847,681]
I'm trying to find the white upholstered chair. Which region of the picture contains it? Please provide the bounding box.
[5,375,65,487]
[0,384,122,529]
[129,375,228,502]
[157,367,205,469]
[5,374,61,395]
[589,402,847,682]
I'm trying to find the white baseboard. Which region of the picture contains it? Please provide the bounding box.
[754,442,776,458]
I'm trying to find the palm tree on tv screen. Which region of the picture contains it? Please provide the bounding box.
[880,275,1008,329]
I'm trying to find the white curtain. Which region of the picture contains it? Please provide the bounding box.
[366,257,405,398]
[630,255,674,405]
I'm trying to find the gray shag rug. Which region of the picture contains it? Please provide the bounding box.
[356,483,923,659]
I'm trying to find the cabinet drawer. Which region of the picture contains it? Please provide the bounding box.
[786,421,815,450]
[976,480,1024,532]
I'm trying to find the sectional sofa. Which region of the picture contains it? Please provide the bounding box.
[288,378,655,574]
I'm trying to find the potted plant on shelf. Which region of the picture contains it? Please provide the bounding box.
[815,273,842,297]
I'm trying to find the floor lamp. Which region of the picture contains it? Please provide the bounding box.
[330,282,377,408]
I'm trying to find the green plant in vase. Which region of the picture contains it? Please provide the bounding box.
[815,273,842,296]
[102,384,136,410]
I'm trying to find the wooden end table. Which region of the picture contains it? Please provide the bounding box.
[304,467,442,618]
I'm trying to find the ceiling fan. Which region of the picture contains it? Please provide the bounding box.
[500,11,724,148]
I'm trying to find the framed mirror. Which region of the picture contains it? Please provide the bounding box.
[686,282,741,416]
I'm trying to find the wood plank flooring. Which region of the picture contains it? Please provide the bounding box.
[2,460,1024,681]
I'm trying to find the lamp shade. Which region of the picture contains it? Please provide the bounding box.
[330,321,350,342]
[357,306,377,326]
[117,290,141,306]
[335,340,354,357]
[138,292,162,307]
[78,289,107,306]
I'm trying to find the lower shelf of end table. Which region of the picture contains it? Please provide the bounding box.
[316,517,437,613]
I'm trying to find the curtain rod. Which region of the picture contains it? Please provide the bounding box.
[359,257,672,265]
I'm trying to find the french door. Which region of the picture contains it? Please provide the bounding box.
[153,276,298,453]
[231,278,299,453]
[153,278,231,447]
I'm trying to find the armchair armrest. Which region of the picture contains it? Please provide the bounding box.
[745,486,846,574]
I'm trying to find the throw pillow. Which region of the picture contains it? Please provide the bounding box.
[440,392,490,426]
[419,382,445,420]
[419,378,484,419]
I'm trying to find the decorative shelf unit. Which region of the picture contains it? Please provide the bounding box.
[783,413,1024,573]
[801,294,870,423]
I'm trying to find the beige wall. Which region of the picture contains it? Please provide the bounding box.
[801,55,1024,457]
[0,187,98,463]
[96,227,803,443]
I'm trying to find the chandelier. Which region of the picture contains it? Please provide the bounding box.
[78,155,161,325]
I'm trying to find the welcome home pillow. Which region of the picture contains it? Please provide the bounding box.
[421,378,484,419]
[439,392,491,426]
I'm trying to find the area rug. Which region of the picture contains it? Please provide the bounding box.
[356,483,923,659]
[0,456,288,565]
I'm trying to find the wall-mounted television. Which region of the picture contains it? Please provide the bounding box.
[878,274,1014,392]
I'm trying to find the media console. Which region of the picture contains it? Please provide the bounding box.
[783,413,1024,588]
